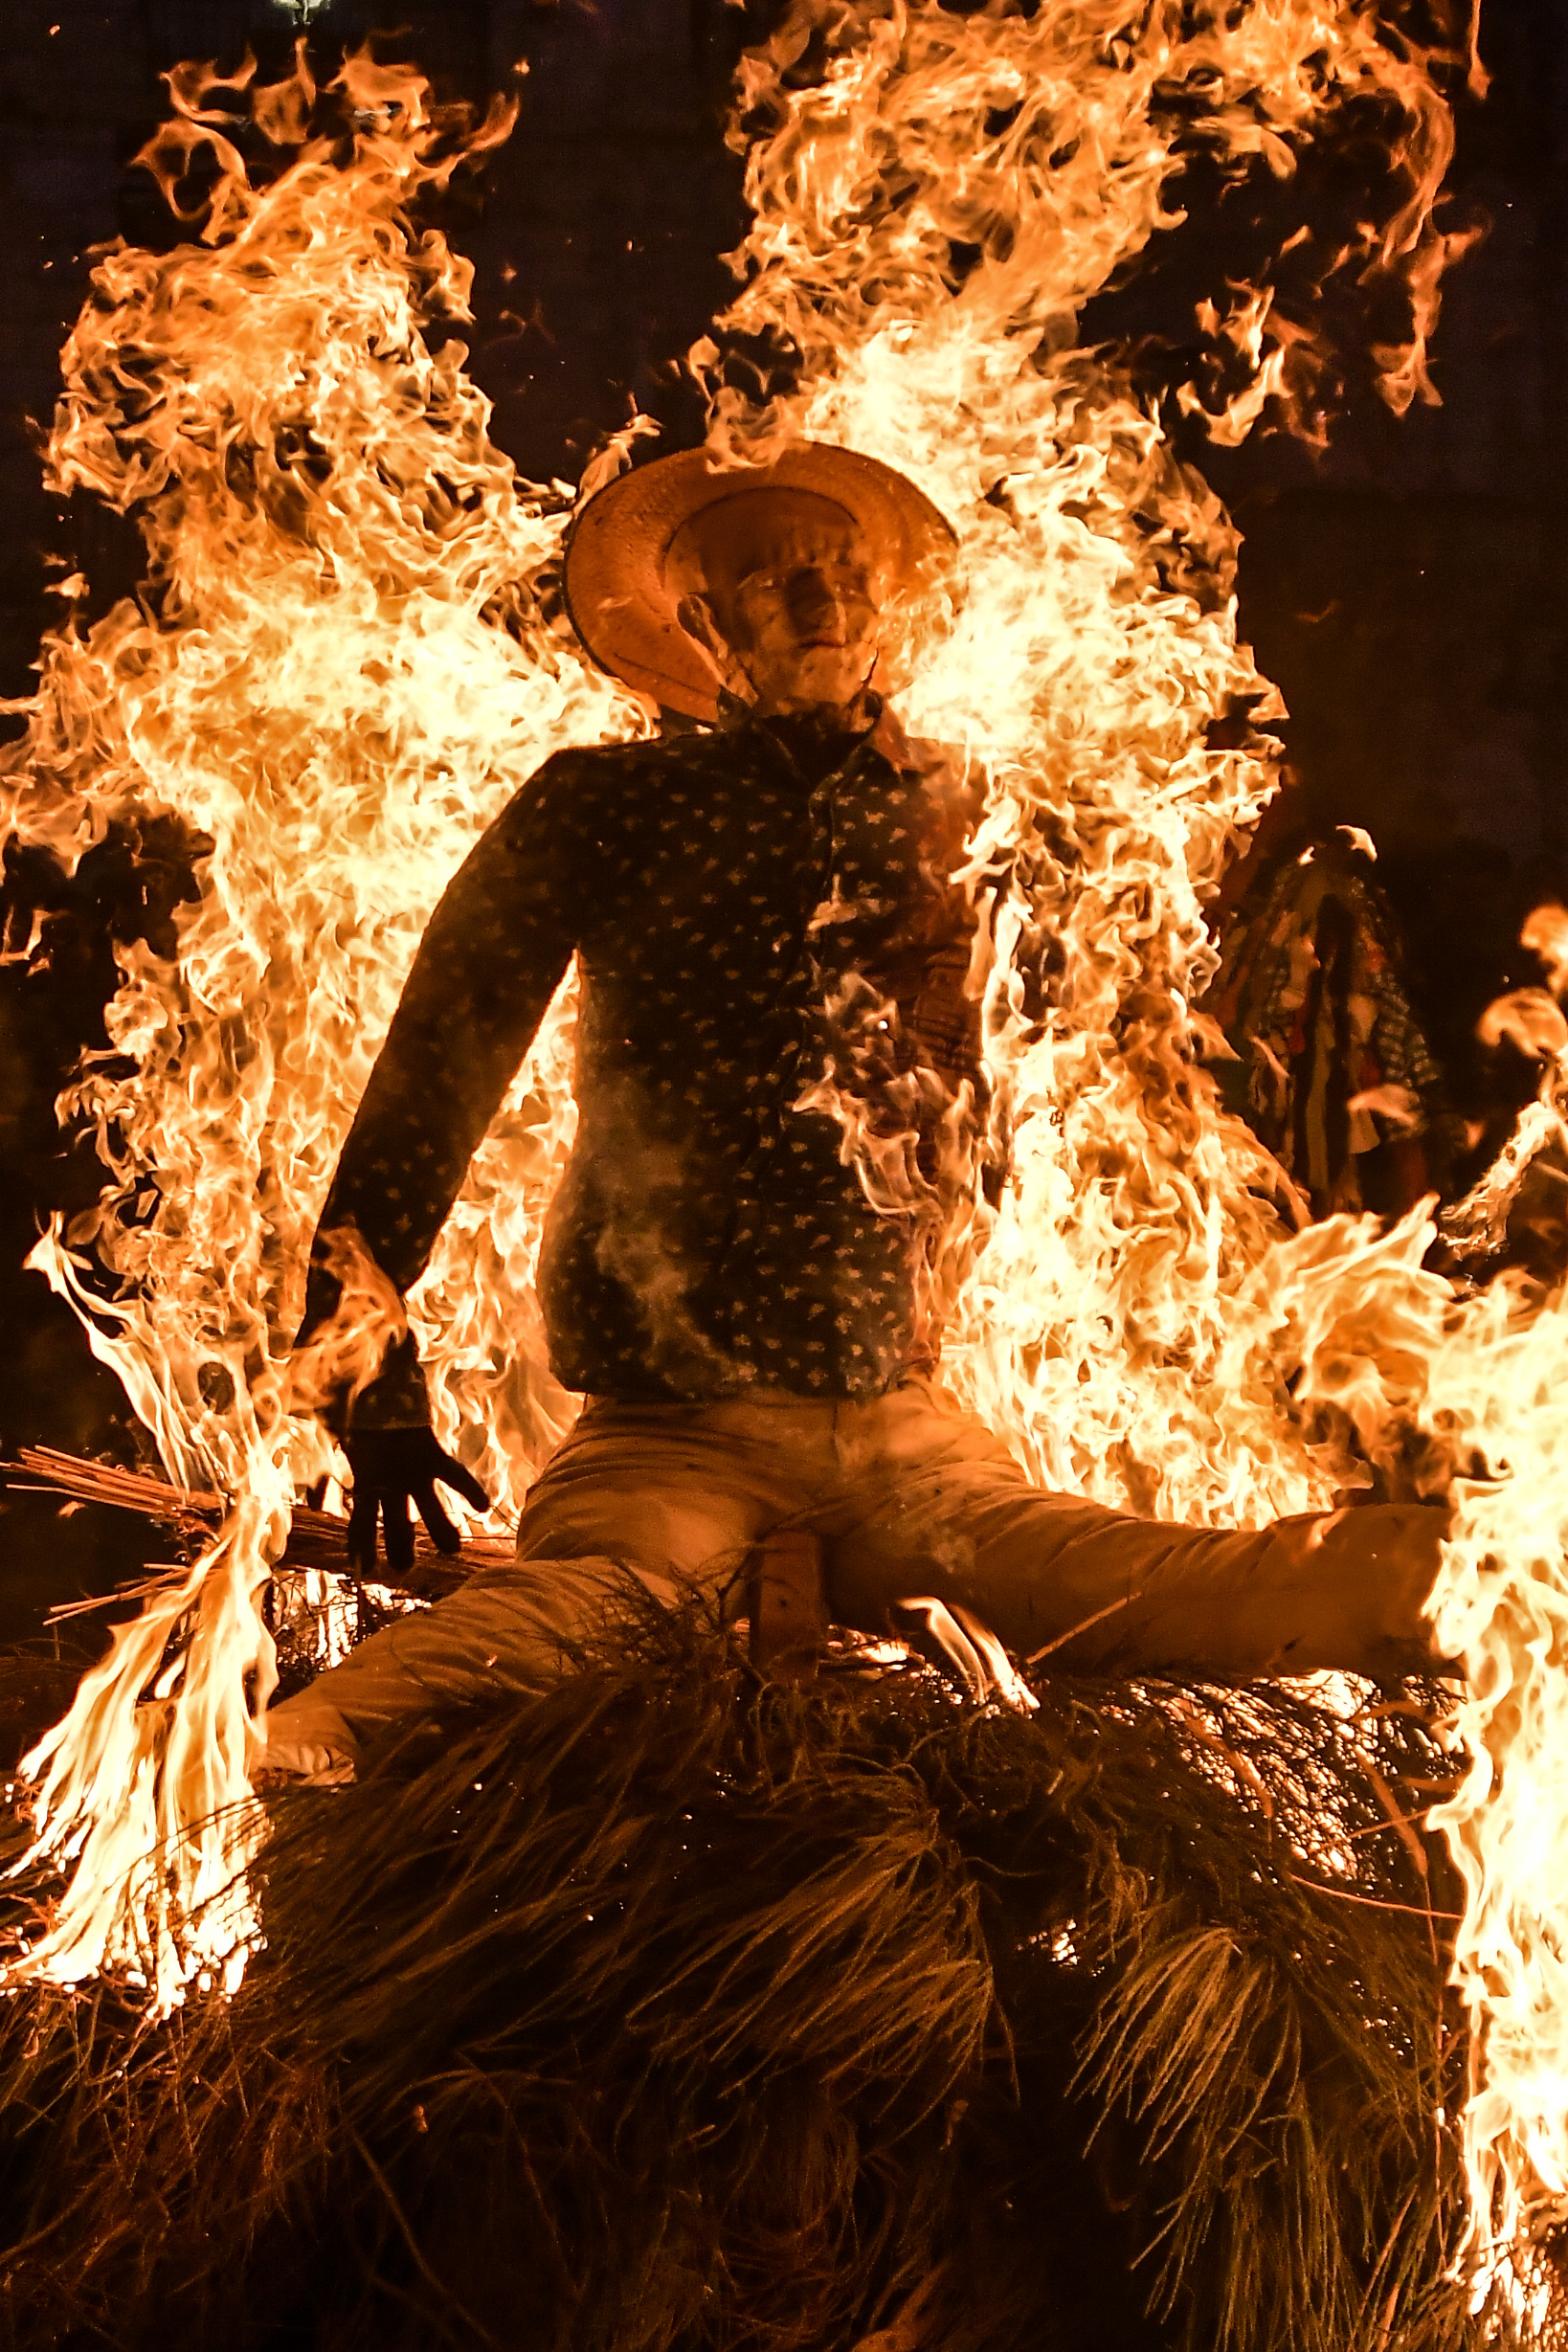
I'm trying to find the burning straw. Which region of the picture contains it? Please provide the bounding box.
[0,1609,1524,2352]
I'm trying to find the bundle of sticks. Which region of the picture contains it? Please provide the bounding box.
[0,1445,514,1601]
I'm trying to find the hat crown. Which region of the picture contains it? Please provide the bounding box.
[564,441,956,723]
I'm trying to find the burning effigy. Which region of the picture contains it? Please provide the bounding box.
[7,3,1568,2345]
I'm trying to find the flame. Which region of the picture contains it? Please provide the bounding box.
[1,49,641,1995]
[6,0,1564,2306]
[893,1594,1039,1713]
[697,0,1482,1540]
[1521,904,1568,1000]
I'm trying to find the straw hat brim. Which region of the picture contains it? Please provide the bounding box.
[563,441,957,723]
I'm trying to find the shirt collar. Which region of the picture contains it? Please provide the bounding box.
[715,687,924,784]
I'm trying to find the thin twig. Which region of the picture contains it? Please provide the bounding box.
[1298,1880,1461,1924]
[346,2124,506,2352]
[1026,1593,1132,1665]
[1359,1753,1439,1962]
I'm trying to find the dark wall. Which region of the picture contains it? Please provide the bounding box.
[1047,0,1568,1123]
[1218,0,1568,1118]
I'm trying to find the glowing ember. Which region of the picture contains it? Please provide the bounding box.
[0,0,1558,2302]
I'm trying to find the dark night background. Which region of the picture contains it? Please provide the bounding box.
[0,0,1562,1637]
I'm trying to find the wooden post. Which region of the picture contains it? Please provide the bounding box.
[746,1528,827,1683]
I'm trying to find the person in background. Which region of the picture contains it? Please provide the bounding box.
[1208,781,1459,1221]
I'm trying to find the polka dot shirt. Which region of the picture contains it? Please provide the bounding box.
[307,701,990,1415]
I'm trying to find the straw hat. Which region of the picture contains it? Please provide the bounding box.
[563,441,956,723]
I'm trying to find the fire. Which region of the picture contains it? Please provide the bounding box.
[1,47,640,1994]
[1,0,1558,2300]
[701,0,1482,1537]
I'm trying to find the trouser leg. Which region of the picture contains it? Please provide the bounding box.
[260,1555,684,1781]
[511,1396,816,1587]
[262,1379,1449,1781]
[262,1397,832,1779]
[819,1383,1448,1682]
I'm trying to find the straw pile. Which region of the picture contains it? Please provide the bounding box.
[1,1584,1538,2352]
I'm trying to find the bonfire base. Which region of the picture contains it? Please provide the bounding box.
[2,1598,1544,2352]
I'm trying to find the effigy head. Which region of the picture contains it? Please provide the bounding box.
[564,440,955,722]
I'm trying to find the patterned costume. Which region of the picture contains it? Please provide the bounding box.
[1209,838,1453,1215]
[306,697,986,1414]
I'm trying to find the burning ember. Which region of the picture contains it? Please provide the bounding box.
[2,0,1558,2298]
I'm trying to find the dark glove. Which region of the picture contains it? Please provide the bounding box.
[311,1331,432,1445]
[344,1424,491,1579]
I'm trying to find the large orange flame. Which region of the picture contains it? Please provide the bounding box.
[1,48,643,1999]
[2,0,1556,2296]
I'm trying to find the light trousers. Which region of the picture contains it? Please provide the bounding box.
[263,1378,1447,1779]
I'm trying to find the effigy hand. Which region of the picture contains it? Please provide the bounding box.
[342,1425,491,1579]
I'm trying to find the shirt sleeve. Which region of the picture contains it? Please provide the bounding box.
[299,750,589,1413]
